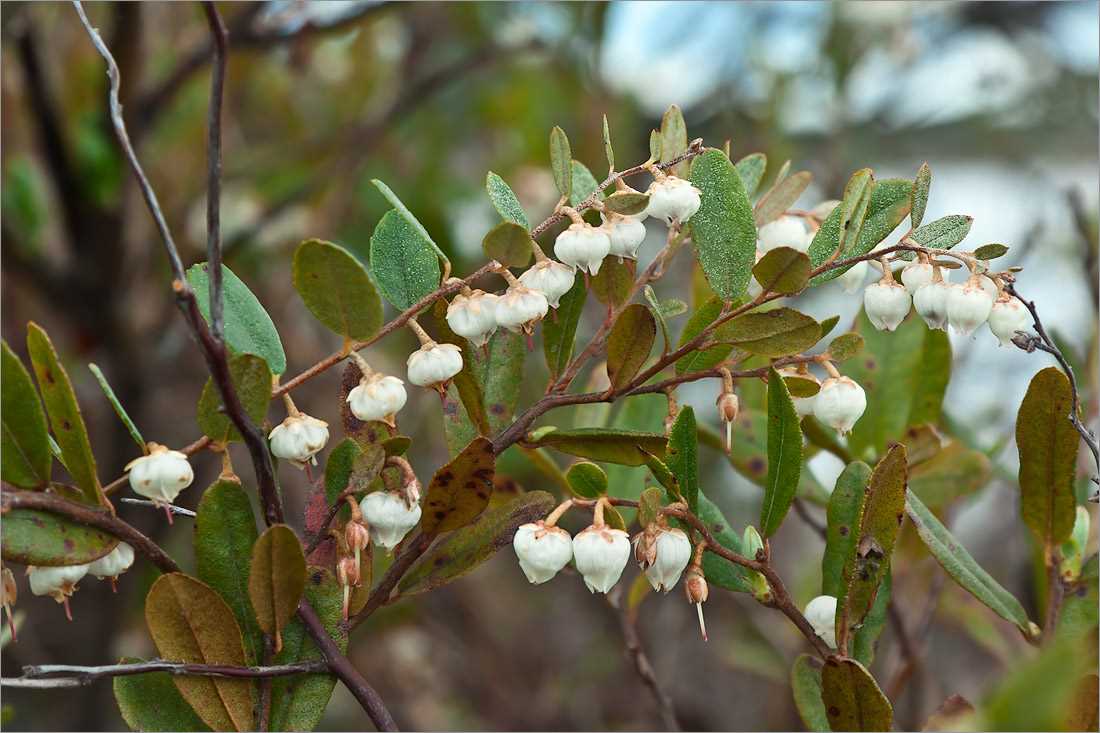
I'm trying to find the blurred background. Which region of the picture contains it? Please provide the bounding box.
[1,1,1097,730]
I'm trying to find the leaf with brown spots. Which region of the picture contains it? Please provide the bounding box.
[420,436,495,536]
[1,507,117,566]
[820,656,893,732]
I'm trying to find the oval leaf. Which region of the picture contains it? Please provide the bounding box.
[421,436,495,536]
[607,304,656,391]
[485,171,529,229]
[2,339,51,488]
[821,656,893,732]
[973,243,1009,261]
[566,461,608,499]
[752,247,811,295]
[735,152,767,199]
[909,214,972,250]
[590,257,633,307]
[196,354,272,444]
[292,239,383,340]
[760,368,802,537]
[2,507,117,566]
[604,191,649,216]
[145,573,254,732]
[791,655,831,732]
[810,177,912,282]
[827,332,865,362]
[911,162,931,228]
[369,208,441,310]
[249,524,307,653]
[531,428,667,467]
[675,297,734,375]
[482,221,533,268]
[689,149,757,301]
[719,307,821,358]
[570,160,601,207]
[549,126,572,199]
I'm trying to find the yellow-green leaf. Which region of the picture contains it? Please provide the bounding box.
[292,239,382,341]
[369,209,441,311]
[531,428,667,467]
[659,104,688,177]
[196,354,272,444]
[604,191,649,216]
[791,655,831,732]
[821,656,893,732]
[752,247,811,295]
[566,461,608,499]
[549,126,572,199]
[735,152,767,199]
[248,525,306,652]
[666,406,699,513]
[911,162,931,228]
[420,436,495,536]
[606,304,656,391]
[2,339,51,488]
[485,171,529,230]
[719,307,821,358]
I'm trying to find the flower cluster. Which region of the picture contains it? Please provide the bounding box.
[24,542,135,620]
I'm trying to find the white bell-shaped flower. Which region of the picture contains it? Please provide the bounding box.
[28,564,88,611]
[900,262,934,294]
[512,521,573,584]
[572,524,631,593]
[977,274,998,299]
[347,373,407,425]
[269,413,329,469]
[914,281,951,331]
[640,527,691,592]
[863,280,911,332]
[813,376,866,435]
[644,176,702,225]
[407,342,463,388]
[495,284,549,334]
[947,277,994,337]
[758,216,810,254]
[836,260,869,294]
[601,213,647,260]
[87,542,134,582]
[360,491,421,551]
[987,295,1030,347]
[446,290,499,347]
[554,223,611,276]
[804,594,838,648]
[518,259,575,308]
[126,444,194,504]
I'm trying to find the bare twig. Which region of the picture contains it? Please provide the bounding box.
[202,2,228,341]
[3,659,327,689]
[119,498,196,517]
[606,587,681,731]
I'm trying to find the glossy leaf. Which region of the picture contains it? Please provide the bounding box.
[292,239,382,340]
[666,407,699,513]
[195,354,272,444]
[566,461,608,499]
[531,428,667,466]
[791,655,831,733]
[421,436,495,536]
[26,323,102,504]
[1,507,117,566]
[604,191,649,216]
[249,525,306,652]
[194,479,263,664]
[689,149,758,301]
[973,243,1009,261]
[369,209,441,310]
[186,264,286,374]
[542,277,586,380]
[754,170,812,227]
[482,221,532,268]
[485,171,529,229]
[821,656,893,732]
[1016,367,1078,546]
[809,177,912,284]
[570,160,601,207]
[735,152,767,199]
[549,126,572,199]
[145,573,254,732]
[88,363,145,451]
[911,162,931,228]
[760,368,802,537]
[1,340,51,488]
[822,462,873,597]
[590,257,633,306]
[753,246,811,295]
[905,490,1035,636]
[606,304,656,390]
[113,657,211,732]
[399,491,556,596]
[719,307,821,358]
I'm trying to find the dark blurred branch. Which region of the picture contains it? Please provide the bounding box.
[2,659,327,689]
[607,587,681,731]
[203,2,228,341]
[1066,186,1099,306]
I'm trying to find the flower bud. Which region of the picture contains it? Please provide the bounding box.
[407,342,463,388]
[813,376,866,435]
[269,413,329,469]
[345,520,370,556]
[446,290,499,347]
[360,490,422,551]
[637,527,691,592]
[346,373,407,425]
[644,176,702,225]
[512,521,573,584]
[87,542,134,590]
[913,280,951,330]
[716,391,740,451]
[125,443,194,505]
[28,564,88,619]
[517,259,575,308]
[836,260,869,294]
[804,594,838,648]
[495,283,549,334]
[863,280,911,332]
[683,567,710,641]
[758,216,811,254]
[947,277,994,336]
[601,213,647,260]
[741,526,772,601]
[336,555,360,620]
[572,524,631,593]
[987,295,1030,347]
[554,222,611,275]
[900,262,934,294]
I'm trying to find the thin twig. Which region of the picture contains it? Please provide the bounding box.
[348,534,433,630]
[3,659,327,690]
[202,2,228,342]
[119,498,196,517]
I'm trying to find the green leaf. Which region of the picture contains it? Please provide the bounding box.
[549,126,572,199]
[666,407,699,513]
[606,304,656,390]
[911,163,931,228]
[820,656,893,732]
[370,179,449,270]
[827,333,864,362]
[194,479,263,665]
[113,657,211,732]
[644,286,672,353]
[752,247,811,295]
[649,129,661,161]
[249,525,306,653]
[485,171,529,230]
[718,307,822,358]
[823,462,873,597]
[443,326,525,454]
[694,491,753,593]
[531,428,667,466]
[88,363,145,452]
[602,114,614,171]
[754,170,812,227]
[144,573,254,732]
[195,354,272,444]
[837,445,906,651]
[569,160,601,207]
[852,569,891,667]
[292,239,383,341]
[675,297,734,374]
[844,308,951,457]
[909,215,972,250]
[973,243,1009,261]
[421,437,495,536]
[659,104,688,176]
[1,340,51,488]
[566,461,608,499]
[369,209,442,311]
[590,257,633,306]
[819,315,841,340]
[398,491,556,596]
[982,633,1087,732]
[1,507,117,566]
[689,149,758,301]
[481,221,533,268]
[603,191,649,216]
[835,168,875,258]
[760,368,802,537]
[809,177,912,284]
[638,487,664,527]
[186,264,286,375]
[26,322,103,504]
[905,490,1036,637]
[791,655,831,732]
[542,277,586,380]
[735,153,767,198]
[1016,367,1079,546]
